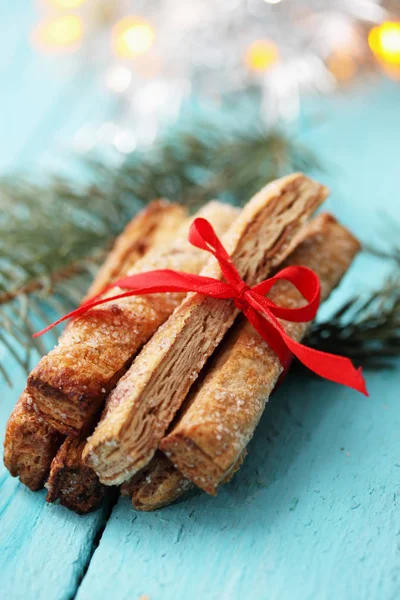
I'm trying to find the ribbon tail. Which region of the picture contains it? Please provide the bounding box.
[247,290,368,396]
[283,333,369,396]
[34,269,234,338]
[242,305,292,369]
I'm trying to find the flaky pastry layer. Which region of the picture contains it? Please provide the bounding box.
[83,200,187,301]
[120,452,192,511]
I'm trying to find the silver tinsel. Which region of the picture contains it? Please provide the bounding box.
[34,0,399,152]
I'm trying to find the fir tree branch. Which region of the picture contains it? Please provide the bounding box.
[0,255,103,305]
[0,123,314,383]
[305,276,400,369]
[1,117,399,387]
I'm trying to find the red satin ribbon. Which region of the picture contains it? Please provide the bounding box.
[34,217,368,395]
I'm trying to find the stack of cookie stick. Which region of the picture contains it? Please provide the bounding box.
[4,200,187,492]
[43,200,237,513]
[4,173,362,515]
[83,173,328,484]
[162,212,360,495]
[8,200,236,512]
[121,212,361,509]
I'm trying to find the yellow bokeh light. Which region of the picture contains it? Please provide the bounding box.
[328,52,357,82]
[246,40,279,72]
[112,17,154,59]
[45,0,87,8]
[32,14,83,52]
[369,21,400,66]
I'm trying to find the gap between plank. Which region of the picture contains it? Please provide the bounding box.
[68,490,119,600]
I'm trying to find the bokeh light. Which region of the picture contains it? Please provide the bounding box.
[112,17,155,59]
[32,14,83,53]
[105,65,132,93]
[369,21,400,66]
[246,40,279,72]
[328,52,357,82]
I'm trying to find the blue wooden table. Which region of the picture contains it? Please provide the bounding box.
[1,5,400,599]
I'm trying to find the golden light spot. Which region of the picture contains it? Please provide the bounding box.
[328,52,357,82]
[112,17,154,59]
[246,40,279,72]
[32,14,83,53]
[369,21,400,66]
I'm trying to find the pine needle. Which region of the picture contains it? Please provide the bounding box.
[0,122,313,383]
[306,276,400,369]
[0,118,399,385]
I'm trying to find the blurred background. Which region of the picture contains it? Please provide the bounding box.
[2,0,400,173]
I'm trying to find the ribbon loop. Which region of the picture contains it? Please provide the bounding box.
[190,218,245,291]
[34,217,368,396]
[252,265,321,322]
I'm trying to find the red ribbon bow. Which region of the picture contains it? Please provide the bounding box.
[35,217,368,395]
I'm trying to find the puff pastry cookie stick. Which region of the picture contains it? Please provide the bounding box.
[27,202,237,436]
[3,391,64,491]
[161,213,361,494]
[120,452,193,511]
[45,435,106,514]
[4,201,186,491]
[82,200,187,302]
[83,173,328,485]
[121,450,246,511]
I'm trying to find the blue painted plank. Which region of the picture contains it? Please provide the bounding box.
[76,368,400,600]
